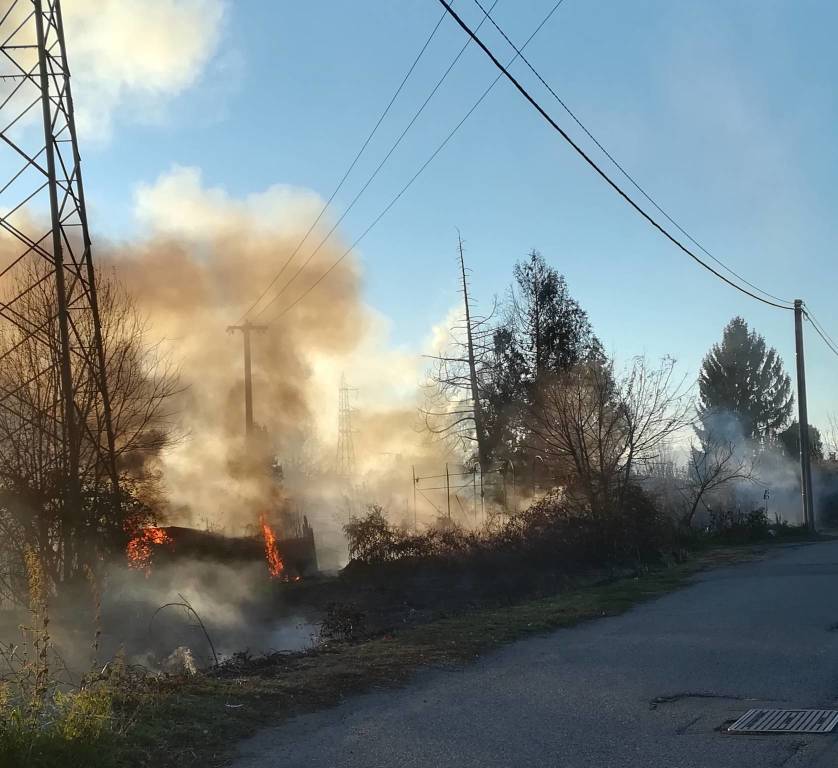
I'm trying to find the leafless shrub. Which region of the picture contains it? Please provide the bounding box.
[344,489,677,571]
[825,413,838,461]
[525,356,693,519]
[344,504,482,565]
[680,435,757,527]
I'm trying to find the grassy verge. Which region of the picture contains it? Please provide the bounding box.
[110,542,783,768]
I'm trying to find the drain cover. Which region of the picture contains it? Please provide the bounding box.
[729,709,838,734]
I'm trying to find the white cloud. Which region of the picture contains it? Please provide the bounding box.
[133,165,325,240]
[61,0,225,140]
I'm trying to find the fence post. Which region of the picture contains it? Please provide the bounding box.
[445,463,451,519]
[412,465,417,531]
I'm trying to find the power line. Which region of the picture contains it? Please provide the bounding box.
[471,0,794,309]
[809,320,838,358]
[264,0,567,324]
[804,304,838,352]
[250,0,502,322]
[235,5,450,323]
[435,0,793,312]
[803,304,838,358]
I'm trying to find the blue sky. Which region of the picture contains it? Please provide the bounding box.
[76,0,836,425]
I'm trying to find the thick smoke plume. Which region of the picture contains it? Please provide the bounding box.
[0,166,459,669]
[108,170,360,526]
[100,168,455,562]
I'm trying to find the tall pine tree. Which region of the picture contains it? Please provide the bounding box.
[698,317,793,443]
[778,421,824,462]
[483,251,600,462]
[511,250,600,382]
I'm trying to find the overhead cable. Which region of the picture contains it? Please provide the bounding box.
[435,0,793,311]
[266,0,566,323]
[803,304,838,358]
[471,0,793,308]
[236,5,450,322]
[251,0,501,321]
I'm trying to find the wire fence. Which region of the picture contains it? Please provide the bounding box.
[410,462,520,529]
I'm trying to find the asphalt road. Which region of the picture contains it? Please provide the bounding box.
[233,541,838,768]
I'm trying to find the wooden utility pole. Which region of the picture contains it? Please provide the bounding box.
[793,300,815,532]
[227,320,267,438]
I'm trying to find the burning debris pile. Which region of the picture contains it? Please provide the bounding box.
[124,517,316,581]
[126,526,173,576]
[87,167,458,567]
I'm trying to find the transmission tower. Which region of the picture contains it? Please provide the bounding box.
[0,2,119,559]
[336,374,357,478]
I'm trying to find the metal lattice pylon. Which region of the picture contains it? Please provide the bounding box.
[336,374,356,479]
[0,1,118,547]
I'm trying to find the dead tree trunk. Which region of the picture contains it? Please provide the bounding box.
[458,233,490,475]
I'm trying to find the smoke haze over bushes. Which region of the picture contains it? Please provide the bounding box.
[97,167,460,554]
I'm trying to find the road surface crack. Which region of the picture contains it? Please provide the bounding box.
[649,692,745,710]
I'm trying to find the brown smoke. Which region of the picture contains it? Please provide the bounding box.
[1,170,461,565]
[100,221,366,534]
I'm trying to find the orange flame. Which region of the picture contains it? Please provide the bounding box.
[126,526,172,575]
[260,515,285,579]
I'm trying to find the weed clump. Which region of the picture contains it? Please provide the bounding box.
[0,551,147,768]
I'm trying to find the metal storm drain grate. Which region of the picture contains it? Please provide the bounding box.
[728,709,838,734]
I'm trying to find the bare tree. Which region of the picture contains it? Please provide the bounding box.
[824,412,838,461]
[526,356,693,517]
[680,436,756,527]
[526,360,618,515]
[421,235,495,471]
[0,260,181,588]
[618,356,694,506]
